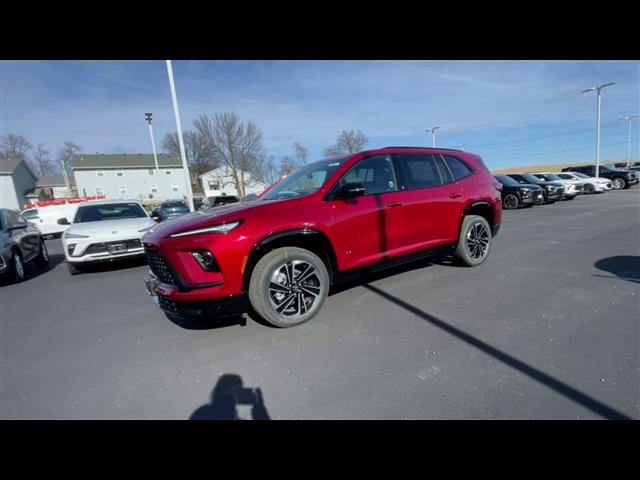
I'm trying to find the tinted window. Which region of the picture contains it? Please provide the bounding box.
[4,210,19,228]
[337,155,398,195]
[495,175,520,187]
[214,196,238,205]
[398,154,443,189]
[434,155,453,184]
[444,155,473,180]
[475,156,490,172]
[161,201,188,209]
[74,203,147,223]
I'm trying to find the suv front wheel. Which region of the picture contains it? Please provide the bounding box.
[611,177,628,190]
[454,215,492,267]
[249,247,330,328]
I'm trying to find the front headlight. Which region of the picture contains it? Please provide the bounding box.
[64,233,90,239]
[169,221,241,238]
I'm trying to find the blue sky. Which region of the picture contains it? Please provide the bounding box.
[1,60,638,170]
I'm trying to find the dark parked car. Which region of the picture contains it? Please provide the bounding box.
[494,175,544,209]
[200,195,239,210]
[506,173,565,203]
[155,200,190,222]
[0,208,49,283]
[561,164,638,190]
[143,147,502,328]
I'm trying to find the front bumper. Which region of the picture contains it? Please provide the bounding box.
[64,237,145,263]
[521,191,544,205]
[145,272,247,317]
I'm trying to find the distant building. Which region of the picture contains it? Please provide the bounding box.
[71,153,190,201]
[0,158,38,210]
[199,165,266,199]
[35,175,77,199]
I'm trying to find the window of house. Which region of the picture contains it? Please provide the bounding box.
[171,185,179,192]
[165,170,172,175]
[150,184,159,194]
[148,169,155,175]
[97,171,104,177]
[116,171,124,177]
[119,186,128,196]
[95,186,104,195]
[209,181,220,190]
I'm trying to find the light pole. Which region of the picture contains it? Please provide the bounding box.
[166,60,195,212]
[145,112,160,171]
[582,82,615,178]
[623,115,639,167]
[426,126,440,148]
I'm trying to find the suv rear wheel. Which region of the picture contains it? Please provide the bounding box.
[454,215,492,267]
[35,238,49,267]
[249,247,329,328]
[503,194,519,210]
[611,177,627,190]
[10,249,25,283]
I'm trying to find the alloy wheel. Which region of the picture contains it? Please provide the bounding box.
[14,254,24,280]
[612,178,625,190]
[504,194,518,209]
[267,260,322,318]
[42,242,49,261]
[465,222,490,261]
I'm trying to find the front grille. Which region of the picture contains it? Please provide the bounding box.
[84,238,142,255]
[145,248,178,285]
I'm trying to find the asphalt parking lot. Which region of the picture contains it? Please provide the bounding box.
[1,189,638,420]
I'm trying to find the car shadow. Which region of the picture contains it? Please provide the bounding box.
[0,252,66,287]
[72,256,148,275]
[164,311,247,330]
[189,374,271,420]
[594,256,640,284]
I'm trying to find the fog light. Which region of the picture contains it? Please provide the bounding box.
[67,243,77,256]
[192,250,219,272]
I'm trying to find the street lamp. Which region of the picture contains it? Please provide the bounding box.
[426,126,440,148]
[623,115,639,167]
[166,60,195,212]
[459,143,466,151]
[582,82,615,178]
[145,112,160,171]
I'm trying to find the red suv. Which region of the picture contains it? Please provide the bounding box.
[143,147,502,327]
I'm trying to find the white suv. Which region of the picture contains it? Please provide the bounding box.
[556,172,612,194]
[61,200,156,275]
[528,172,583,200]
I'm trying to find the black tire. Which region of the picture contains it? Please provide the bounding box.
[503,193,519,210]
[611,177,627,190]
[248,247,329,328]
[583,183,595,194]
[67,262,82,275]
[34,238,49,267]
[454,215,492,267]
[9,249,26,283]
[564,195,575,200]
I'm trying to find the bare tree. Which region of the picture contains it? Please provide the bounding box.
[161,125,218,176]
[292,142,309,167]
[279,156,297,176]
[323,130,369,156]
[57,141,82,177]
[33,144,55,177]
[1,133,32,159]
[195,112,265,198]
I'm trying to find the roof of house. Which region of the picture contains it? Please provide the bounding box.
[0,157,38,180]
[36,175,76,187]
[71,153,183,170]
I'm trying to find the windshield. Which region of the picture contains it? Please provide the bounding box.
[516,174,543,184]
[261,158,346,201]
[161,201,188,210]
[572,172,589,178]
[495,175,520,187]
[536,173,561,181]
[74,203,147,223]
[22,209,39,220]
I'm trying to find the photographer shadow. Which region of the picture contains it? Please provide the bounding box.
[190,374,271,420]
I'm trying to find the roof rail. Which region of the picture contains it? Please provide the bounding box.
[383,146,465,152]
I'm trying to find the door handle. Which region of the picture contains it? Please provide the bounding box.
[449,193,462,199]
[386,201,403,207]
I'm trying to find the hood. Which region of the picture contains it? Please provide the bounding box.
[66,217,155,236]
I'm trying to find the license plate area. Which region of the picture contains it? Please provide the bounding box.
[109,243,127,254]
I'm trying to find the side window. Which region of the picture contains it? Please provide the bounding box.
[397,154,443,189]
[4,210,19,228]
[337,155,398,195]
[434,155,454,184]
[444,155,474,181]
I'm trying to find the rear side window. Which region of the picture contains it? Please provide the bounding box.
[434,155,454,184]
[444,155,474,181]
[397,154,443,189]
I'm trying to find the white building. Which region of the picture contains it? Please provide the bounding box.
[200,165,266,199]
[35,175,77,199]
[71,154,190,202]
[0,158,38,211]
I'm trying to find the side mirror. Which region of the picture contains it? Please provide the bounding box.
[332,183,366,199]
[57,217,70,225]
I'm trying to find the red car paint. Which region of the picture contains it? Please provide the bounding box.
[143,147,502,310]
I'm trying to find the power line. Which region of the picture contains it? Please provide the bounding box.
[490,140,629,162]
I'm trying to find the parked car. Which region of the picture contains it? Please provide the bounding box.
[628,166,640,173]
[494,175,544,209]
[0,208,49,283]
[201,195,239,210]
[506,174,565,204]
[527,172,582,200]
[556,172,612,194]
[561,164,638,190]
[192,196,205,211]
[60,201,156,275]
[155,200,191,222]
[143,147,502,327]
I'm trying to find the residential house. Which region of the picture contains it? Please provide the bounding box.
[0,158,38,211]
[199,165,266,199]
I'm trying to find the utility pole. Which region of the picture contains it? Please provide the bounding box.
[145,112,160,171]
[426,126,440,148]
[623,115,639,167]
[166,60,195,212]
[582,82,615,178]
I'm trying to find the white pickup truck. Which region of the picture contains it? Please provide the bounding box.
[21,196,107,238]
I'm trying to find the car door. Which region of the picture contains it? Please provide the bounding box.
[388,153,458,253]
[3,210,35,259]
[327,154,406,270]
